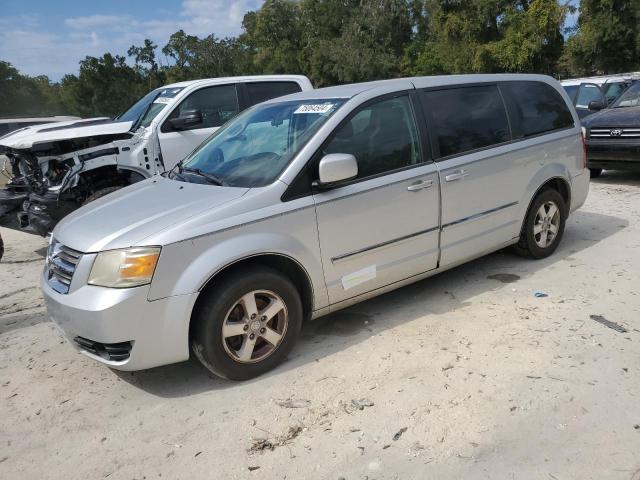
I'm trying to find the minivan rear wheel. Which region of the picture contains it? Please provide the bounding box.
[513,189,566,259]
[191,266,303,380]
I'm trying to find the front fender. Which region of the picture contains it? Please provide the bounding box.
[147,208,328,311]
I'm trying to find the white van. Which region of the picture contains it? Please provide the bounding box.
[0,75,313,240]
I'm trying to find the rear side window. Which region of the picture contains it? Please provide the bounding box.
[246,82,301,106]
[501,81,574,138]
[421,85,510,158]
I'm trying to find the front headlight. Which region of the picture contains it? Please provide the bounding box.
[88,246,161,288]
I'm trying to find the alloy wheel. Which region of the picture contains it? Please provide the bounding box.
[533,201,560,248]
[221,290,288,363]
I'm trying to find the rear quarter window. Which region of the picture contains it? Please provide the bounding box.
[501,81,574,139]
[246,82,302,106]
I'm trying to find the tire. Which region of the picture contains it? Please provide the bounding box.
[191,266,303,380]
[513,188,566,259]
[83,186,122,205]
[0,232,4,261]
[589,168,602,178]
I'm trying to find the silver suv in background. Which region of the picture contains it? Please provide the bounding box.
[561,73,639,119]
[42,74,589,380]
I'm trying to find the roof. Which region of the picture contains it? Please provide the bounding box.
[268,73,561,103]
[162,74,312,89]
[561,72,640,86]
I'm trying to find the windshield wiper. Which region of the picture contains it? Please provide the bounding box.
[182,167,225,186]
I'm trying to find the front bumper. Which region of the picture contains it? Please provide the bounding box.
[41,271,198,371]
[19,192,78,236]
[586,141,640,171]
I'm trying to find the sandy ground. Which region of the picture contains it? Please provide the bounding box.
[1,173,639,480]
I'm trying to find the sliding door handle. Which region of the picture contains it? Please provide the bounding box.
[407,179,433,191]
[445,170,468,182]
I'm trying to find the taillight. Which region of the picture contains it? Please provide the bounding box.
[580,127,587,168]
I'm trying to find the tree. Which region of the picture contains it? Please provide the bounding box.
[407,0,569,75]
[162,30,199,82]
[0,61,65,116]
[562,0,640,75]
[303,0,413,85]
[241,0,305,74]
[128,39,164,89]
[61,53,147,118]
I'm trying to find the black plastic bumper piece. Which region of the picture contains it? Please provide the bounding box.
[73,337,133,362]
[586,142,640,171]
[0,187,28,217]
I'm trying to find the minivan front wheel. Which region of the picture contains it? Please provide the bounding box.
[191,266,303,380]
[514,189,566,259]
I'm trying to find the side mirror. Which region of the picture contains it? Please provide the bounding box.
[317,153,358,186]
[588,100,604,111]
[168,109,203,131]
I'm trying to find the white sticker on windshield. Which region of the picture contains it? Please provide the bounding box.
[294,104,334,114]
[153,97,173,104]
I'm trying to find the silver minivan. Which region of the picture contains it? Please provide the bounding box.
[42,74,590,380]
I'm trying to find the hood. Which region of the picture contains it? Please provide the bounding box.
[0,117,130,150]
[583,106,640,128]
[53,176,249,252]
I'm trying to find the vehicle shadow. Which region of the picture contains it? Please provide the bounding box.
[115,209,628,397]
[591,170,640,187]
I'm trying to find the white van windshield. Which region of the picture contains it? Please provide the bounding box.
[173,99,346,187]
[116,87,184,129]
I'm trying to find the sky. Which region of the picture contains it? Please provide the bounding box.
[1,0,580,81]
[0,0,263,80]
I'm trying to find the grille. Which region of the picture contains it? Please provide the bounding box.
[589,128,640,139]
[46,240,82,294]
[74,337,132,362]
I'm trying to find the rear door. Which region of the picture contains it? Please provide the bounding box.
[313,93,440,305]
[420,84,520,267]
[157,84,240,168]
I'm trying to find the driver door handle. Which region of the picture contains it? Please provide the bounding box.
[407,179,433,191]
[445,169,469,182]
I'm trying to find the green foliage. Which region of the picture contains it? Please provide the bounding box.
[0,61,64,116]
[1,0,640,118]
[409,0,569,75]
[562,0,640,75]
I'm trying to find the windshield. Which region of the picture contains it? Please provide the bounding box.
[612,82,640,108]
[172,98,346,188]
[116,87,184,129]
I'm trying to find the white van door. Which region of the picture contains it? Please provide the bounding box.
[157,84,240,170]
